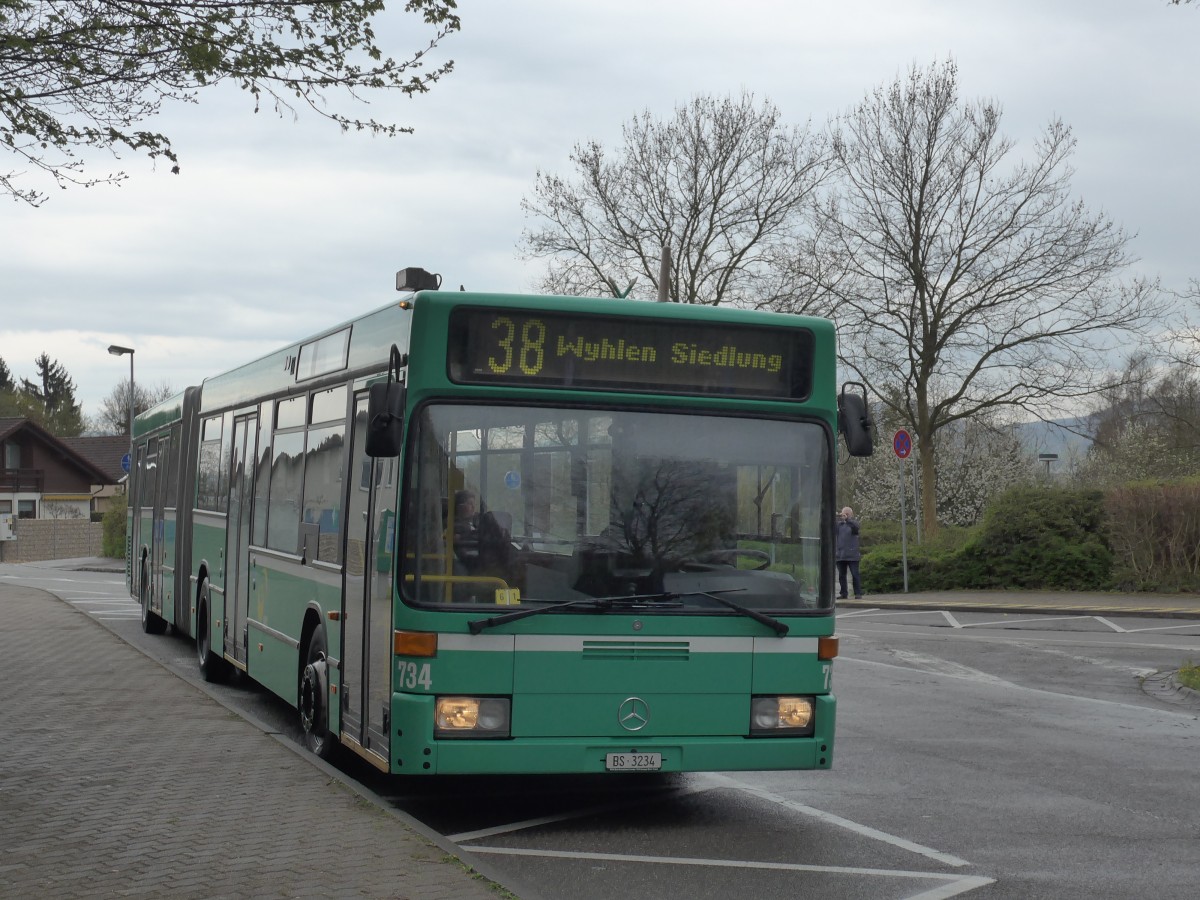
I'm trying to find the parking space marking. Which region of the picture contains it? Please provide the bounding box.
[452,771,990,896]
[464,846,994,898]
[701,773,972,867]
[842,608,1200,638]
[845,655,1200,719]
[448,780,714,842]
[1119,622,1200,634]
[59,590,138,622]
[957,614,1093,629]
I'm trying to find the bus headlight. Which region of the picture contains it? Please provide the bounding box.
[435,697,511,738]
[750,696,815,736]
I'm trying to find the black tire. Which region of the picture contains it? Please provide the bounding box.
[299,625,336,760]
[196,581,231,683]
[139,560,168,635]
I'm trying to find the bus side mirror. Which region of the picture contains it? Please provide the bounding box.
[838,383,874,457]
[365,382,405,457]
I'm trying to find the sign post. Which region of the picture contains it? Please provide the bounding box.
[893,430,911,593]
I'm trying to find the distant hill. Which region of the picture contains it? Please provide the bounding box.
[1016,416,1092,463]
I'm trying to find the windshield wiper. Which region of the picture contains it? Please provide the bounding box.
[467,589,788,636]
[467,592,680,635]
[691,590,789,636]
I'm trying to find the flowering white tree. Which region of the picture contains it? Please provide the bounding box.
[842,408,1030,530]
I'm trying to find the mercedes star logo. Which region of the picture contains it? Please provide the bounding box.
[618,697,650,732]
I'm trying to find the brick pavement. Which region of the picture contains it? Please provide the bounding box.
[0,584,512,900]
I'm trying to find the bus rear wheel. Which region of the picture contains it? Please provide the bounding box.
[196,581,231,684]
[139,561,168,635]
[299,625,335,760]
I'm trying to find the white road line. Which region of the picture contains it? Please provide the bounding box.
[885,650,1018,688]
[3,575,123,585]
[903,876,997,900]
[701,773,972,868]
[838,609,941,620]
[957,614,1090,629]
[1094,616,1127,633]
[844,656,1200,719]
[453,773,975,873]
[941,610,962,629]
[1121,622,1200,634]
[463,847,994,897]
[447,782,716,842]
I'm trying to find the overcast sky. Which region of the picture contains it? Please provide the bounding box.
[1,0,1197,424]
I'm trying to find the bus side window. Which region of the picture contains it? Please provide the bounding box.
[266,430,305,555]
[302,422,346,564]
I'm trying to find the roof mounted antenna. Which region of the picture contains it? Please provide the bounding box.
[657,243,672,302]
[604,276,636,298]
[396,267,442,292]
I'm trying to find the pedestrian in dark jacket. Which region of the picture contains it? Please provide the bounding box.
[835,506,862,599]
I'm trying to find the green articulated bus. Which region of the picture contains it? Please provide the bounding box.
[127,269,874,776]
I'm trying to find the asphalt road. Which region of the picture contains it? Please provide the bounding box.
[6,561,1198,900]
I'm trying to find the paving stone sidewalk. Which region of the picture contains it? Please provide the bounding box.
[0,583,511,900]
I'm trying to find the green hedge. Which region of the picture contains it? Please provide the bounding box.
[101,501,127,559]
[1105,479,1200,592]
[860,486,1113,593]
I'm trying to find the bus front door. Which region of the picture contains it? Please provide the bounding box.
[343,393,396,759]
[223,414,257,667]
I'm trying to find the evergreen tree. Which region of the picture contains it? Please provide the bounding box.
[0,355,24,418]
[18,353,85,436]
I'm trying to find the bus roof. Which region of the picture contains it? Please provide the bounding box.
[135,289,839,423]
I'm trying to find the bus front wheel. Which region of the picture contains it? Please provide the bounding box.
[196,581,231,684]
[299,625,335,760]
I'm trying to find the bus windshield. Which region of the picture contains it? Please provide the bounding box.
[402,404,831,613]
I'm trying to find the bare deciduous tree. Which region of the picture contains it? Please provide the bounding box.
[1081,352,1200,484]
[521,92,828,305]
[90,378,174,435]
[1164,279,1200,371]
[1,1,460,205]
[791,59,1165,535]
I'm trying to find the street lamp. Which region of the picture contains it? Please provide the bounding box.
[107,345,135,441]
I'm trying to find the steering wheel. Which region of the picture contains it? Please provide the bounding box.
[686,548,772,571]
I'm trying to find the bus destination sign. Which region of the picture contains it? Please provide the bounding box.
[448,307,813,399]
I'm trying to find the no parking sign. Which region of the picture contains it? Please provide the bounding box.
[893,429,912,459]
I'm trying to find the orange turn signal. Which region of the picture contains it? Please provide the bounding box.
[817,636,839,660]
[394,630,438,658]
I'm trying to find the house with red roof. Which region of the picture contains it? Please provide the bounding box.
[0,418,119,521]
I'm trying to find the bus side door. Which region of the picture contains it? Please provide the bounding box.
[342,392,397,759]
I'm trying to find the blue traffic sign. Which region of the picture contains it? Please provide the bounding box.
[121,452,131,474]
[893,429,912,459]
